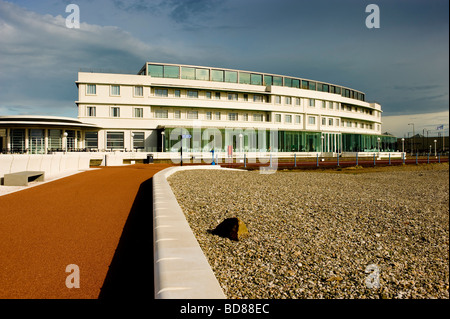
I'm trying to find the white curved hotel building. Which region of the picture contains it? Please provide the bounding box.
[1,62,397,155]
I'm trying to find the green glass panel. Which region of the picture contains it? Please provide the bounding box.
[224,70,238,83]
[164,65,179,78]
[301,80,308,89]
[196,68,210,80]
[211,69,224,82]
[309,82,316,90]
[181,67,195,80]
[335,86,341,94]
[322,84,329,92]
[148,64,163,77]
[292,79,300,88]
[239,72,251,84]
[264,75,272,86]
[284,78,292,87]
[273,76,282,86]
[250,74,263,85]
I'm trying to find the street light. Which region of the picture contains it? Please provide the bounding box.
[321,135,324,153]
[239,133,243,154]
[63,131,68,153]
[434,139,437,157]
[161,131,165,152]
[408,123,415,155]
[401,137,405,154]
[377,137,381,152]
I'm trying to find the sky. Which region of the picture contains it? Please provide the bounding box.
[0,0,448,138]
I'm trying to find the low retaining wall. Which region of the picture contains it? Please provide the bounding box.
[0,154,90,183]
[153,165,245,299]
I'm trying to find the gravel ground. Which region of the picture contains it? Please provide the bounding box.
[168,164,449,299]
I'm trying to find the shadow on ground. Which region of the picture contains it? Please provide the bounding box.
[99,178,154,300]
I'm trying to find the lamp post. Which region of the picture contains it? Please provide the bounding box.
[434,139,437,157]
[377,137,381,152]
[408,123,415,155]
[401,137,405,154]
[63,131,68,153]
[321,135,324,153]
[239,133,243,154]
[161,131,165,152]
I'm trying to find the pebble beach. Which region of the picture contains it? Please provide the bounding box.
[168,164,449,299]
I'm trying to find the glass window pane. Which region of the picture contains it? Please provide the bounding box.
[181,67,195,80]
[195,68,209,80]
[250,74,262,85]
[224,70,238,83]
[164,65,179,78]
[335,86,341,94]
[309,82,316,90]
[264,75,272,86]
[107,132,124,149]
[133,132,145,149]
[85,131,98,149]
[211,70,224,82]
[284,78,292,87]
[301,80,308,89]
[273,76,283,86]
[292,79,300,88]
[148,64,163,77]
[239,72,251,84]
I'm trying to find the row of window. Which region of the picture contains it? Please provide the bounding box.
[144,63,366,101]
[86,84,377,117]
[85,131,145,150]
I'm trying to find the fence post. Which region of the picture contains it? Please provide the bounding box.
[244,153,246,168]
[270,153,272,168]
[337,154,340,167]
[356,152,358,166]
[427,152,429,164]
[416,152,418,165]
[316,153,319,167]
[402,152,405,165]
[438,153,440,163]
[294,153,297,168]
[389,153,391,165]
[373,153,376,166]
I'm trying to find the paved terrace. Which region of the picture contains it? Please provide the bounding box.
[0,163,171,299]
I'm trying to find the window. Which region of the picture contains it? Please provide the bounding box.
[195,68,209,81]
[346,121,351,127]
[295,115,301,124]
[187,90,198,98]
[309,99,315,107]
[239,72,251,84]
[181,67,195,80]
[107,132,124,149]
[174,110,181,119]
[215,112,221,120]
[322,101,326,108]
[206,91,212,99]
[322,117,327,125]
[111,85,120,96]
[253,114,263,122]
[295,98,300,106]
[275,114,281,123]
[228,113,238,121]
[285,115,292,123]
[250,74,263,85]
[243,113,248,121]
[211,69,224,82]
[111,107,120,117]
[309,82,316,90]
[243,94,248,101]
[329,102,333,109]
[228,93,238,101]
[206,112,212,120]
[285,97,292,105]
[134,108,143,118]
[148,64,163,77]
[155,88,168,97]
[85,131,98,149]
[132,132,145,149]
[329,118,333,126]
[253,95,263,102]
[175,89,181,97]
[87,106,96,117]
[215,92,221,100]
[336,119,340,126]
[134,86,143,97]
[275,96,281,104]
[164,65,179,78]
[155,109,168,118]
[301,80,309,89]
[224,71,238,83]
[308,116,316,125]
[187,111,198,119]
[86,84,96,95]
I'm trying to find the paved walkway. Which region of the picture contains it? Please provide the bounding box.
[0,164,171,299]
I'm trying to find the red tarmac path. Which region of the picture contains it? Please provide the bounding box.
[0,164,172,299]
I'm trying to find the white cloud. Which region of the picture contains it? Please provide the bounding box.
[0,0,176,116]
